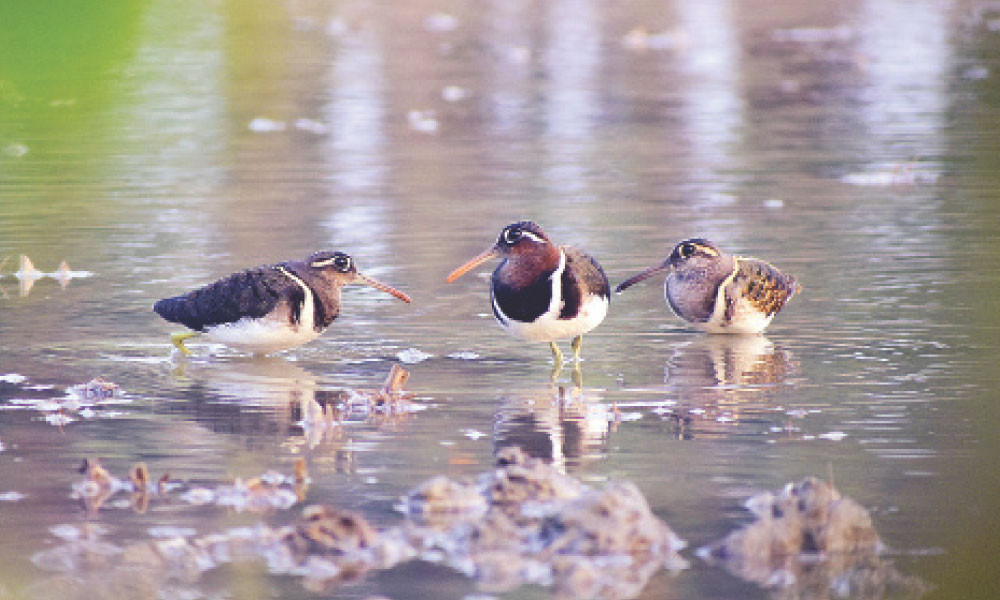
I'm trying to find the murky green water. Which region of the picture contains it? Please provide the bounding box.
[2,0,1000,598]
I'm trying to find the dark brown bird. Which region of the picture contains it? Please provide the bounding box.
[154,251,410,356]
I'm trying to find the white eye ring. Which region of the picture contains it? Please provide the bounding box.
[503,228,523,244]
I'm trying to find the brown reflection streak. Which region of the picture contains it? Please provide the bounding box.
[662,335,798,439]
[493,384,610,471]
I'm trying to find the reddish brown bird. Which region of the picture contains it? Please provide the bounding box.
[446,221,609,366]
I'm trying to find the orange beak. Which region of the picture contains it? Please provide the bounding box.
[446,247,499,283]
[356,271,412,303]
[614,261,671,294]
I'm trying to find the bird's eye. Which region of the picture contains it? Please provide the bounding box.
[502,227,523,245]
[333,255,351,271]
[680,243,696,258]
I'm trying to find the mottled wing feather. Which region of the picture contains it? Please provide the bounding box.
[154,266,298,331]
[725,258,799,321]
[560,246,610,320]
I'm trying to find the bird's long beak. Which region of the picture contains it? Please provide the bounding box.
[445,247,499,283]
[615,261,671,294]
[356,272,412,303]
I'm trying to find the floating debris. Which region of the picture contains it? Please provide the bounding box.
[4,377,131,428]
[406,110,439,134]
[71,457,307,515]
[447,351,480,360]
[698,477,925,596]
[963,65,989,80]
[0,373,27,384]
[441,85,468,102]
[298,366,417,448]
[44,412,76,427]
[15,254,42,279]
[0,491,25,501]
[31,524,122,573]
[1,255,92,295]
[67,376,122,401]
[397,348,433,364]
[52,261,93,288]
[841,163,940,186]
[424,12,459,33]
[148,526,198,539]
[248,117,287,132]
[15,254,43,296]
[212,459,310,511]
[294,118,330,135]
[72,459,130,515]
[463,429,487,441]
[771,25,855,44]
[2,142,29,157]
[621,27,688,52]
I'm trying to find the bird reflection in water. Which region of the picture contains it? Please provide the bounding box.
[492,384,611,472]
[661,335,798,439]
[167,358,416,472]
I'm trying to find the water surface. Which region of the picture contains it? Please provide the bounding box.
[2,0,999,598]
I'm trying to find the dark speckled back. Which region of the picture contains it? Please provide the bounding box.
[153,265,297,331]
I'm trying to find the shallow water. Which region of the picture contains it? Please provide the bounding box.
[2,0,1000,598]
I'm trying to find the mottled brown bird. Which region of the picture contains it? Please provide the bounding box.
[616,239,799,334]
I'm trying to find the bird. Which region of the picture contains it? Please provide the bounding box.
[615,239,800,334]
[153,250,411,356]
[445,221,610,369]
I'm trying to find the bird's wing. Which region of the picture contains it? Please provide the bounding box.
[153,266,301,330]
[560,246,610,319]
[725,258,800,320]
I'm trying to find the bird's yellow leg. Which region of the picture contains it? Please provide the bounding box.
[550,341,564,365]
[170,331,199,356]
[571,335,583,362]
[549,341,564,381]
[571,363,583,390]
